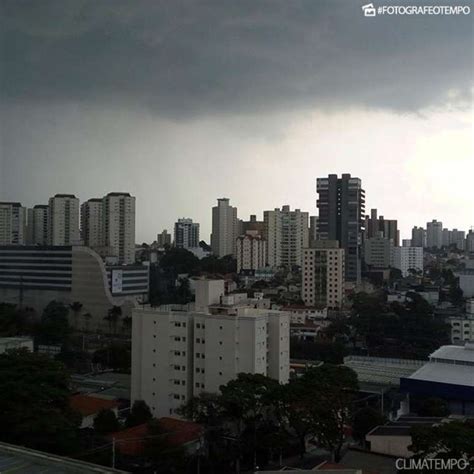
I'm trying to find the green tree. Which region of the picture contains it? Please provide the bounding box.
[410,421,474,463]
[104,305,122,335]
[82,312,93,333]
[0,349,81,454]
[352,407,386,442]
[93,409,120,434]
[126,400,153,427]
[299,364,358,462]
[37,300,71,345]
[145,419,189,473]
[93,343,131,372]
[69,301,83,330]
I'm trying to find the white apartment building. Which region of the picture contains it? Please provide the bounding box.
[103,192,136,264]
[81,198,104,248]
[131,280,290,418]
[450,299,474,344]
[391,246,423,277]
[236,231,267,273]
[211,198,238,257]
[174,218,200,249]
[264,205,309,268]
[48,194,80,246]
[426,220,443,249]
[0,202,26,245]
[301,241,345,310]
[27,205,49,245]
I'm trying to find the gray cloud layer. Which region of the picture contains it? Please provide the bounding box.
[1,0,472,117]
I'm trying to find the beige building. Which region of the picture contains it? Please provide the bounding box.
[264,205,309,268]
[81,198,104,248]
[103,192,136,264]
[236,231,267,273]
[210,198,238,257]
[48,194,80,246]
[131,280,290,418]
[0,202,26,245]
[301,241,345,309]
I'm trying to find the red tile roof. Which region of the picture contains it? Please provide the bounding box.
[108,418,203,457]
[70,394,119,417]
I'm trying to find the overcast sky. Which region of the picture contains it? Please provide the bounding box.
[1,0,473,242]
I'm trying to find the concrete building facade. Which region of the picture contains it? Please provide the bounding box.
[0,202,26,245]
[364,233,393,269]
[48,194,80,246]
[131,281,290,418]
[316,174,365,283]
[301,241,345,309]
[411,226,426,248]
[103,192,136,264]
[391,246,423,277]
[27,205,49,245]
[174,218,200,249]
[264,205,309,269]
[81,198,104,248]
[236,231,267,273]
[211,198,238,257]
[426,220,443,249]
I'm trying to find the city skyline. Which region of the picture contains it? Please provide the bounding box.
[1,1,472,242]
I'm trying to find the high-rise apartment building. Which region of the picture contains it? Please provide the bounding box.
[391,246,423,277]
[48,194,80,246]
[411,226,426,248]
[27,205,49,245]
[103,192,136,264]
[81,198,103,248]
[264,206,309,269]
[301,241,345,309]
[157,229,172,248]
[466,230,474,253]
[364,209,399,246]
[0,202,26,245]
[451,229,466,251]
[236,231,267,273]
[241,215,265,236]
[174,218,200,249]
[364,233,393,268]
[426,220,443,249]
[309,216,318,247]
[211,198,238,257]
[131,280,290,418]
[316,174,365,283]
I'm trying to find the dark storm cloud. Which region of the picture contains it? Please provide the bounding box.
[1,0,472,117]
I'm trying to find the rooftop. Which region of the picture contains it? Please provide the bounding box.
[0,442,124,473]
[429,344,474,363]
[407,361,474,387]
[70,394,120,417]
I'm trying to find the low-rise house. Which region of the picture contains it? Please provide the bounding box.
[70,394,120,429]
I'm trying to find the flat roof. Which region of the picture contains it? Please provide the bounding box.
[430,345,474,363]
[367,426,412,437]
[409,362,474,387]
[0,442,124,473]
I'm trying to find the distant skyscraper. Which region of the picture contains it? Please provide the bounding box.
[157,229,172,248]
[391,246,423,277]
[426,220,443,249]
[103,192,136,264]
[48,194,80,246]
[316,174,365,283]
[364,209,399,246]
[174,218,200,249]
[309,216,318,246]
[81,198,103,248]
[27,205,49,245]
[241,215,265,236]
[211,198,238,257]
[451,229,466,251]
[264,205,309,268]
[236,231,267,272]
[0,202,26,245]
[364,233,393,268]
[466,230,474,253]
[411,226,426,248]
[302,241,345,309]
